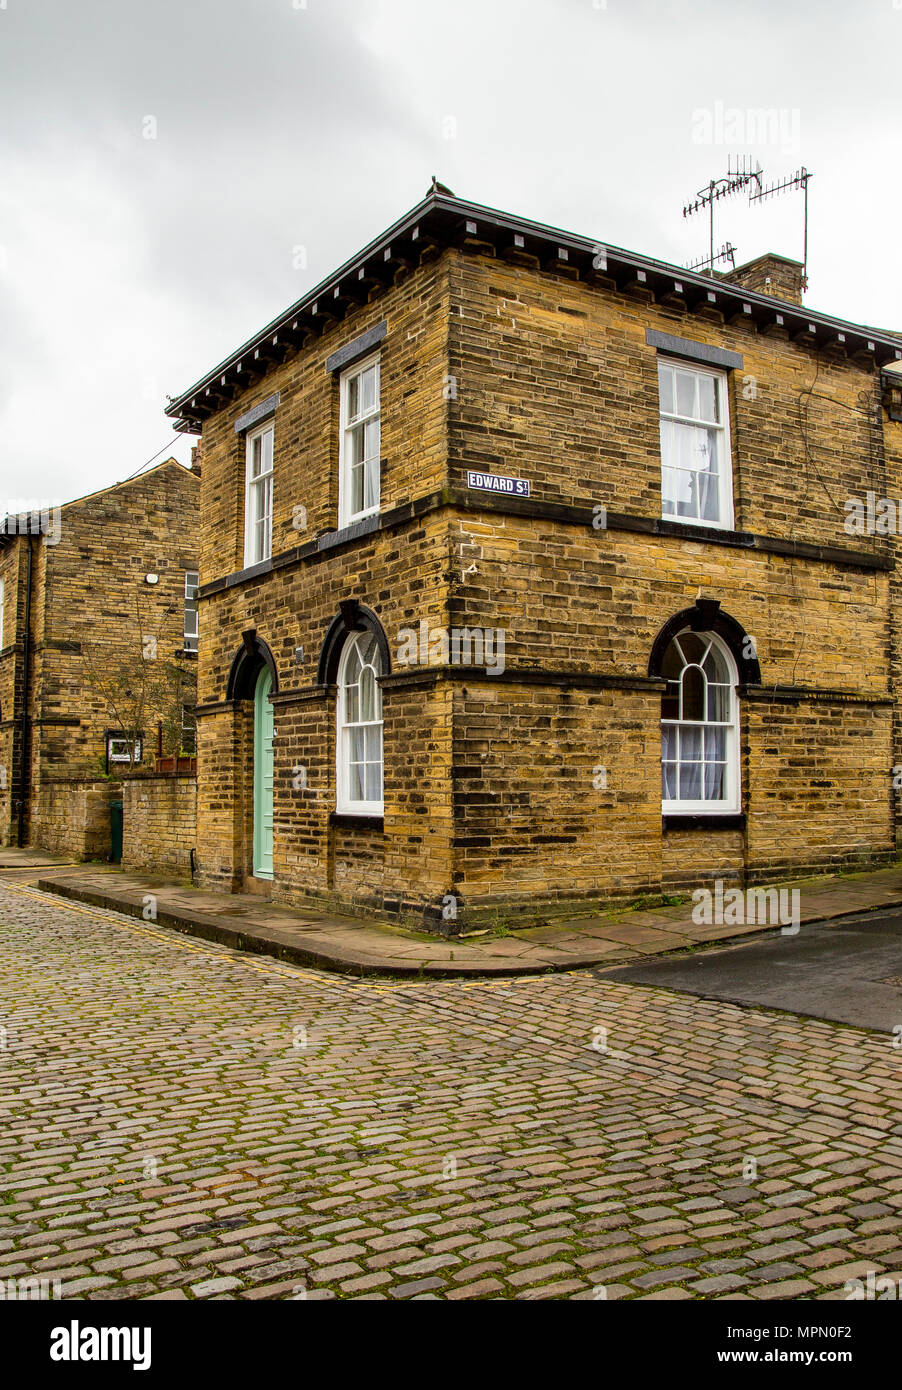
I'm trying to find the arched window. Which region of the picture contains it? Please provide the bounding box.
[337,630,384,815]
[661,630,739,812]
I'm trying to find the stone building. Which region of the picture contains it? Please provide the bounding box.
[0,460,200,856]
[165,186,902,931]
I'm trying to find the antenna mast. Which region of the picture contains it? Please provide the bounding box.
[748,166,812,290]
[682,156,762,274]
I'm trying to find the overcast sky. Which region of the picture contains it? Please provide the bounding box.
[1,0,900,505]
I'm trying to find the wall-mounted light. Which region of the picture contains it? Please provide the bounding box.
[145,573,159,585]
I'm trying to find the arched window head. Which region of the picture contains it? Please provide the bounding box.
[337,631,384,815]
[661,630,739,812]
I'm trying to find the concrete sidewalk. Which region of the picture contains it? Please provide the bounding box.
[3,848,902,977]
[0,848,81,870]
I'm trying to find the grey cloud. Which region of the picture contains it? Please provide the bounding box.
[0,0,899,501]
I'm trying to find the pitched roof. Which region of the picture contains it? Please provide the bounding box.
[165,186,902,432]
[0,458,196,547]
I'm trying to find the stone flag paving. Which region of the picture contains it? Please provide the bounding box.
[1,881,901,1301]
[7,847,902,976]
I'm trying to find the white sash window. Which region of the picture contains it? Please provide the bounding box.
[661,630,739,812]
[658,360,733,529]
[336,631,384,814]
[339,355,380,528]
[244,423,274,566]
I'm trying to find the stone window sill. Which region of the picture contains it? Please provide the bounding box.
[662,813,746,832]
[330,812,385,832]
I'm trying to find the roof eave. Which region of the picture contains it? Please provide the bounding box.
[165,191,902,430]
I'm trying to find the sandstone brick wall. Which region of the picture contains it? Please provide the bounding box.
[35,778,118,860]
[34,461,199,786]
[190,238,902,930]
[451,680,662,909]
[195,595,455,922]
[743,696,893,879]
[662,827,745,893]
[438,502,894,911]
[446,513,890,687]
[447,251,885,555]
[724,254,806,305]
[195,706,247,892]
[122,774,197,877]
[884,411,902,851]
[194,249,455,916]
[0,461,200,854]
[0,539,25,844]
[197,256,450,588]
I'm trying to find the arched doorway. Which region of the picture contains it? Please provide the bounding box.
[252,666,274,879]
[225,629,279,884]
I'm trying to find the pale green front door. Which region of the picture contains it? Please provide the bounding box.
[253,667,274,879]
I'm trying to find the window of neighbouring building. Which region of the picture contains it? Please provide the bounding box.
[661,630,739,812]
[336,630,384,814]
[181,703,197,755]
[106,733,142,769]
[184,570,199,652]
[339,353,381,528]
[657,359,733,529]
[244,422,274,566]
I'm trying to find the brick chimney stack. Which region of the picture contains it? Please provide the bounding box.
[722,252,805,306]
[190,441,202,478]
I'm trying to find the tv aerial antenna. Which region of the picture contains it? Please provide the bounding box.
[683,157,762,275]
[748,166,812,290]
[686,242,737,273]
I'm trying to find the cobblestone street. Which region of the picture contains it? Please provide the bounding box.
[2,882,901,1301]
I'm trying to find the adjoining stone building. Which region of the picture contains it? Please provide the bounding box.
[165,185,902,932]
[0,460,200,857]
